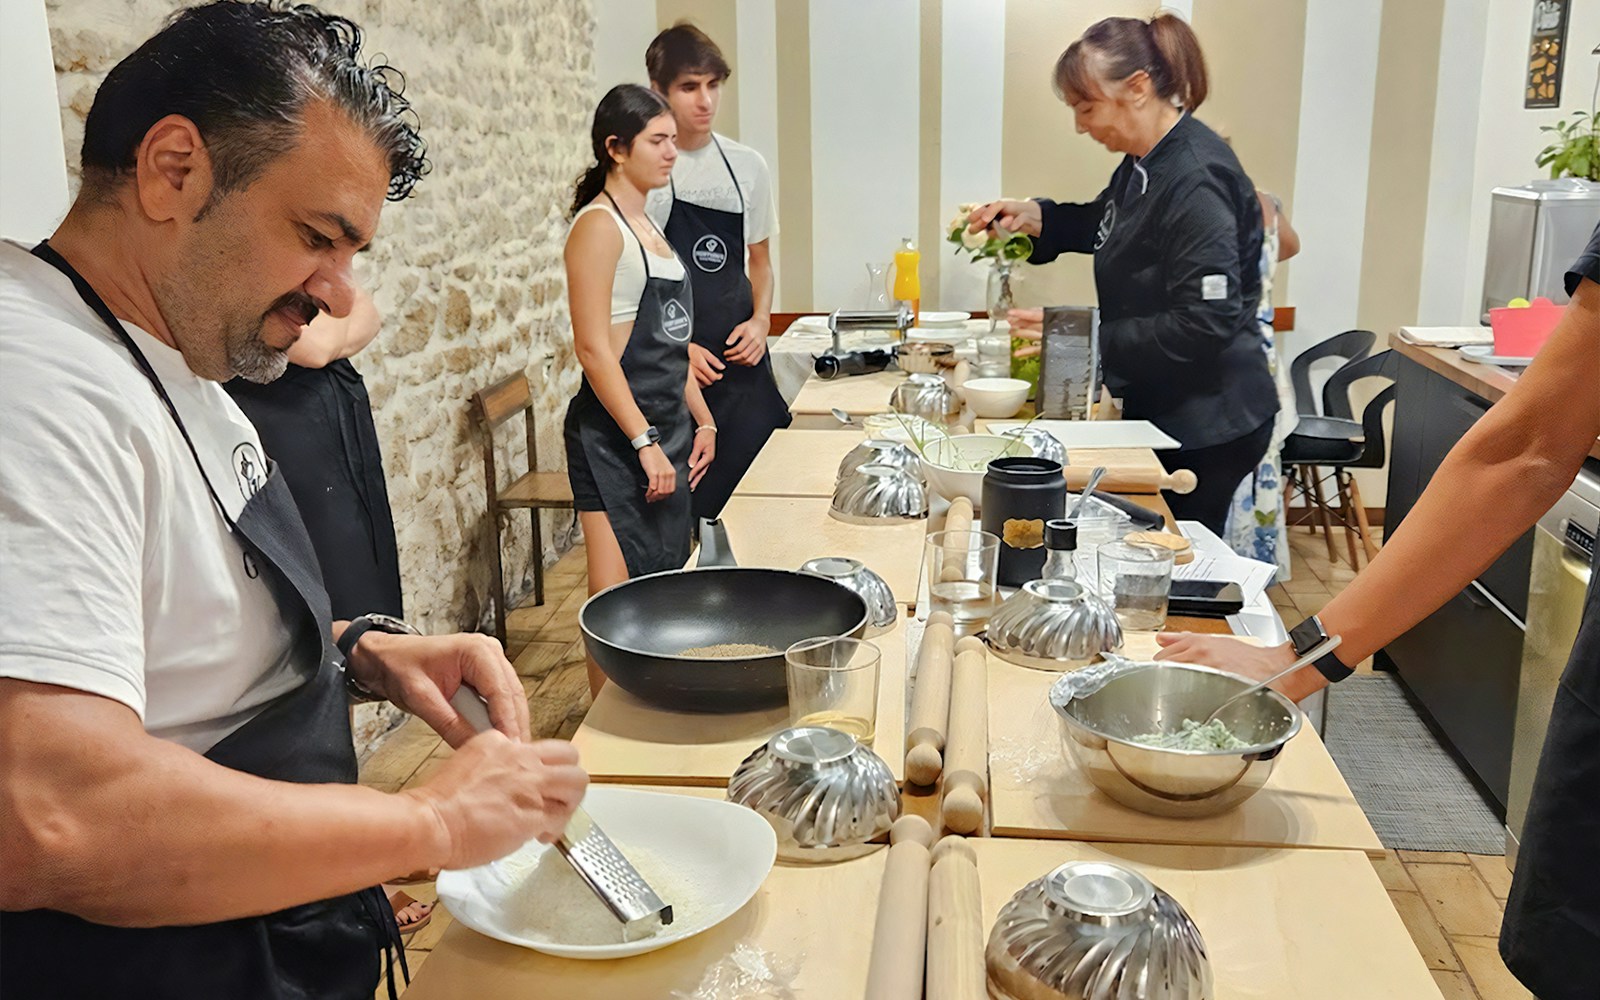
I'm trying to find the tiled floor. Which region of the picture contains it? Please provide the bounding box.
[359,530,1531,999]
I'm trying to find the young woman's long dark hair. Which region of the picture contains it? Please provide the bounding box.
[570,83,672,218]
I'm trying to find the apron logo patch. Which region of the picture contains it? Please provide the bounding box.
[232,443,265,500]
[661,299,692,342]
[692,235,728,272]
[1201,274,1228,301]
[1094,201,1117,250]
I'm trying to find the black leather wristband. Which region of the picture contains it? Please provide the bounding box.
[1289,615,1354,683]
[338,614,419,703]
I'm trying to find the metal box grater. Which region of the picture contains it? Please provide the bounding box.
[446,687,672,934]
[1035,305,1100,420]
[556,807,673,934]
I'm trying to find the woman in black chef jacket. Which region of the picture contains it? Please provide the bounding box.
[970,13,1276,534]
[564,85,717,696]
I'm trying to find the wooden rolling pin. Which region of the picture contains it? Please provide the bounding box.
[927,835,986,1000]
[940,497,976,583]
[940,637,989,834]
[905,612,956,786]
[864,816,936,1000]
[1063,465,1197,495]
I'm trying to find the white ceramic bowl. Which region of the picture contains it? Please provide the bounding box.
[918,310,972,327]
[907,327,973,346]
[436,786,776,960]
[919,433,1031,505]
[962,377,1031,418]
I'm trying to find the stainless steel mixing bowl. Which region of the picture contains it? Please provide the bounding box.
[800,556,898,633]
[986,861,1213,1000]
[1049,661,1303,818]
[837,438,924,481]
[830,462,929,524]
[727,726,900,863]
[889,372,961,426]
[985,578,1123,671]
[1000,425,1068,465]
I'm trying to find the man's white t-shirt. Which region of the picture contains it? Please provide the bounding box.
[646,132,778,247]
[0,241,304,753]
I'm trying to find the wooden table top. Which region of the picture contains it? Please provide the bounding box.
[732,428,866,498]
[695,495,928,600]
[984,634,1383,856]
[788,369,905,423]
[571,619,910,784]
[401,817,1436,1000]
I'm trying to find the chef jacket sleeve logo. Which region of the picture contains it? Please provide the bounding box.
[661,299,693,342]
[232,442,265,500]
[1201,274,1229,301]
[692,235,728,272]
[1094,201,1117,251]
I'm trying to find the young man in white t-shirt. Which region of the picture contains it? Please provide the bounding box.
[644,22,791,519]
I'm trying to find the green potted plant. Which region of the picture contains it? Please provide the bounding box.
[1536,109,1600,180]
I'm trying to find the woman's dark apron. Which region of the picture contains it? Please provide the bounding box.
[662,137,791,520]
[563,196,695,576]
[226,360,404,620]
[1501,536,1600,1000]
[0,243,402,1000]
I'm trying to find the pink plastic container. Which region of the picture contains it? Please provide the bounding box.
[1488,297,1563,357]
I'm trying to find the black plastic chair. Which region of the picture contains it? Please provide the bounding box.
[1289,329,1376,417]
[1282,350,1396,567]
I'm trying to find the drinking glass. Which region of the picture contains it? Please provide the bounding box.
[923,529,1001,635]
[1096,540,1175,631]
[864,263,892,310]
[1072,503,1132,588]
[785,636,882,744]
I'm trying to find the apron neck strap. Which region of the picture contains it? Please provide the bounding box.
[30,240,235,526]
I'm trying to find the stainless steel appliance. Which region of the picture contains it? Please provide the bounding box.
[1481,179,1600,320]
[1507,460,1600,865]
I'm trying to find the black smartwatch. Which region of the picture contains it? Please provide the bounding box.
[1288,615,1354,683]
[337,613,419,703]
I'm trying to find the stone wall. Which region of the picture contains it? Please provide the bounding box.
[46,0,596,748]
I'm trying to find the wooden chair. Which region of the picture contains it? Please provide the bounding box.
[472,373,573,645]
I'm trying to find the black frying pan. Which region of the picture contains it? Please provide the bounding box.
[579,567,869,713]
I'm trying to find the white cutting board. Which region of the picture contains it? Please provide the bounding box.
[987,419,1181,450]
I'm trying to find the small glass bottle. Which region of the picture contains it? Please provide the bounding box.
[1041,518,1078,582]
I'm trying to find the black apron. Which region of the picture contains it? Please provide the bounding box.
[563,195,695,576]
[0,243,402,1000]
[1501,534,1600,1000]
[226,360,404,620]
[663,137,791,519]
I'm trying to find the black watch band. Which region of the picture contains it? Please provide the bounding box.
[1289,615,1354,683]
[338,614,419,703]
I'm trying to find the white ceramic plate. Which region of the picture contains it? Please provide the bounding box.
[917,310,972,327]
[436,786,776,960]
[987,420,1182,451]
[1457,344,1533,368]
[906,327,973,346]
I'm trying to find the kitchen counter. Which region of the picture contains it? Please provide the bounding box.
[1389,335,1600,461]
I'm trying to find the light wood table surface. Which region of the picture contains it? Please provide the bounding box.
[571,620,910,784]
[732,428,867,498]
[971,838,1444,1000]
[402,842,886,1000]
[787,369,905,427]
[984,634,1383,856]
[694,495,927,601]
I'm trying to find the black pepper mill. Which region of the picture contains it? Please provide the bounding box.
[981,456,1067,587]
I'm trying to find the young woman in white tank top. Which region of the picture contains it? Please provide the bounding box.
[562,85,717,697]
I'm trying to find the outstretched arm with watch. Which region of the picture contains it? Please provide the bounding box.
[1156,278,1600,699]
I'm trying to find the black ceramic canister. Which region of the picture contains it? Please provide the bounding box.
[981,456,1067,587]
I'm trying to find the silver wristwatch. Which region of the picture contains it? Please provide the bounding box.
[630,425,662,451]
[338,613,419,703]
